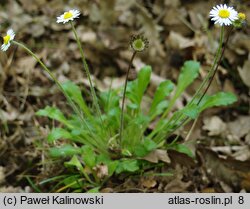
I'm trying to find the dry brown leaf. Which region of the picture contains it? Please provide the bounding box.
[141,178,157,189]
[246,133,250,145]
[201,188,216,193]
[1,108,19,122]
[164,166,191,192]
[16,56,37,74]
[135,3,165,57]
[93,164,109,179]
[232,146,250,161]
[143,149,171,164]
[19,0,47,12]
[0,186,31,193]
[238,59,250,88]
[167,31,195,50]
[0,167,5,184]
[227,116,250,140]
[164,0,180,7]
[202,116,227,136]
[231,33,250,54]
[197,147,250,192]
[164,179,191,192]
[100,187,114,193]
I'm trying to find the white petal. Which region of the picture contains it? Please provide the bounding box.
[56,9,81,24]
[7,29,15,40]
[210,11,218,16]
[217,5,223,10]
[1,43,10,51]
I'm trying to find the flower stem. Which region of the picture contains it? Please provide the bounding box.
[190,26,225,105]
[167,27,233,139]
[13,41,108,154]
[13,41,80,116]
[119,51,137,147]
[152,27,225,141]
[152,26,233,144]
[70,22,103,127]
[197,26,233,105]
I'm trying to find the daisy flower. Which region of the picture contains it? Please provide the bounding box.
[210,4,238,26]
[130,35,149,52]
[56,9,81,24]
[1,29,15,51]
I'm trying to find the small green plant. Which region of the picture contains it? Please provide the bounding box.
[1,5,246,192]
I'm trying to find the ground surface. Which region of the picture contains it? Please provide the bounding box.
[0,0,250,192]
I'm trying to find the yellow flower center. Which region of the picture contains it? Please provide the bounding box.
[133,39,144,50]
[238,13,246,20]
[3,35,10,45]
[64,12,73,19]
[219,9,230,18]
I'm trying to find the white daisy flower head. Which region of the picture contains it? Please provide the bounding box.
[210,4,238,26]
[56,9,81,24]
[1,29,15,51]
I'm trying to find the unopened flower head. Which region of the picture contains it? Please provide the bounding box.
[210,4,238,26]
[233,12,247,28]
[56,9,80,24]
[1,29,15,51]
[130,35,149,52]
[238,13,246,21]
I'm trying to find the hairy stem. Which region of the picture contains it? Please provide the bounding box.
[197,26,233,105]
[13,41,81,117]
[70,22,104,127]
[153,26,233,144]
[119,51,137,147]
[13,41,108,154]
[168,27,233,139]
[190,26,225,105]
[152,28,225,140]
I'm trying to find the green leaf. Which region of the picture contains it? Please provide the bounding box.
[64,155,84,173]
[143,138,158,152]
[47,128,73,143]
[116,160,139,174]
[150,101,169,119]
[49,145,81,158]
[181,104,199,119]
[99,90,120,113]
[87,187,100,193]
[165,61,200,116]
[36,106,70,127]
[62,81,91,116]
[126,66,152,107]
[150,80,174,115]
[102,107,120,131]
[137,66,152,102]
[171,144,194,158]
[134,146,148,157]
[62,175,83,189]
[81,145,96,168]
[127,103,139,110]
[179,92,237,120]
[123,114,150,151]
[199,92,237,111]
[96,154,111,164]
[144,172,173,177]
[134,138,158,156]
[107,161,118,177]
[175,61,200,97]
